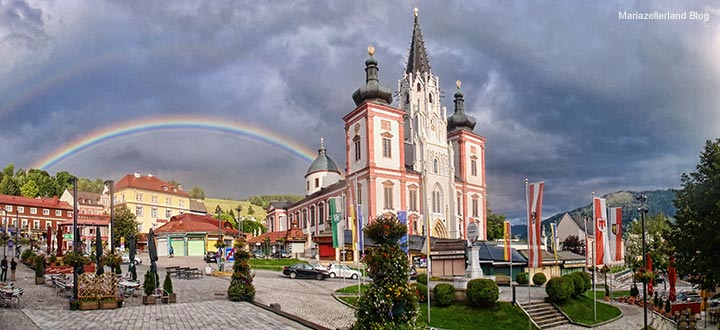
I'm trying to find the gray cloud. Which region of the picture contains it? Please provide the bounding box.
[0,0,718,221]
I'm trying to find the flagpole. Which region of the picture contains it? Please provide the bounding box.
[592,192,597,322]
[423,167,431,324]
[525,178,530,330]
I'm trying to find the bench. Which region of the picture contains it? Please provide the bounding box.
[166,266,179,276]
[187,268,203,279]
[173,267,190,278]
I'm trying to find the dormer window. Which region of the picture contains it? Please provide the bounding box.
[162,185,168,191]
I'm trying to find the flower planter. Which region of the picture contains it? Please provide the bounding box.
[168,293,176,303]
[142,295,156,305]
[79,300,99,310]
[99,300,117,309]
[69,303,79,311]
[117,300,124,308]
[35,277,45,285]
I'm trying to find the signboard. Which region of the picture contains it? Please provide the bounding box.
[63,234,73,240]
[467,222,479,242]
[7,240,12,248]
[225,248,235,262]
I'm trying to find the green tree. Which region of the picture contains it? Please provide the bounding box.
[227,240,255,301]
[561,235,585,255]
[2,164,15,178]
[670,138,720,290]
[247,205,255,215]
[168,179,180,187]
[20,180,40,198]
[189,186,205,199]
[113,205,139,247]
[53,171,74,196]
[625,213,671,272]
[236,205,243,213]
[486,209,505,240]
[0,175,19,196]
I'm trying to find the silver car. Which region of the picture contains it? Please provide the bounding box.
[326,264,360,280]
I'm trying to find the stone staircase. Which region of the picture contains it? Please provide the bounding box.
[520,301,570,329]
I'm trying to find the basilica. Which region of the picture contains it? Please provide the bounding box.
[265,9,487,261]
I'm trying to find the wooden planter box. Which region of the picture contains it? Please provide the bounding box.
[79,300,99,310]
[142,295,156,305]
[35,277,45,285]
[169,293,176,303]
[99,300,117,309]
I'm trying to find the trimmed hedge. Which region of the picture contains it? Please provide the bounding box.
[466,279,499,307]
[416,273,428,285]
[546,277,574,303]
[433,283,456,307]
[532,272,547,286]
[516,272,529,285]
[575,271,592,292]
[564,273,585,297]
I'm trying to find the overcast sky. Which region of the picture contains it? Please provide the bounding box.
[1,1,718,222]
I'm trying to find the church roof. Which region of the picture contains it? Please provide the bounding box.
[406,8,431,75]
[447,81,477,132]
[351,45,393,106]
[305,139,341,176]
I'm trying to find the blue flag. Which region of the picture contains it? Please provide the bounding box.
[398,211,408,254]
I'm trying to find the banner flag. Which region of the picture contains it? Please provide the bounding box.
[329,197,342,248]
[357,205,364,251]
[503,221,511,261]
[609,207,623,262]
[526,181,544,268]
[398,211,408,254]
[550,223,559,264]
[593,197,611,266]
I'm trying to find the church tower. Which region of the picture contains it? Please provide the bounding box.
[398,8,457,238]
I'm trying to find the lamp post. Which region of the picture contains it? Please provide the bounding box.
[71,177,79,302]
[104,180,114,252]
[236,206,243,238]
[215,205,222,260]
[636,194,649,330]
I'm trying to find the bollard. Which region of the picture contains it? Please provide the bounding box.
[269,303,282,311]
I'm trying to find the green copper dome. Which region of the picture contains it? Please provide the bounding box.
[306,139,341,176]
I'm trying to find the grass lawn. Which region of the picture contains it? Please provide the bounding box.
[418,302,539,330]
[556,295,622,325]
[248,258,305,271]
[335,284,370,294]
[339,296,359,306]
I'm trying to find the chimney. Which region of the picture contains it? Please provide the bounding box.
[53,196,58,204]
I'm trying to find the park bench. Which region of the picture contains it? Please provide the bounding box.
[187,268,203,279]
[165,266,179,276]
[175,267,191,278]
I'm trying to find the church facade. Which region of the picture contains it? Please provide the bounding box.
[265,10,487,260]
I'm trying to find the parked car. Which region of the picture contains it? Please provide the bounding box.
[271,251,292,258]
[121,254,142,265]
[309,262,328,271]
[326,264,360,280]
[204,251,217,263]
[252,250,266,259]
[282,263,329,280]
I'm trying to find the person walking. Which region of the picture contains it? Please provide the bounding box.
[169,245,174,258]
[10,258,17,281]
[0,256,7,282]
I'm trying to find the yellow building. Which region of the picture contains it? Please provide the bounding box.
[114,173,191,233]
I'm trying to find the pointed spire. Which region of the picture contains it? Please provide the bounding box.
[447,80,477,132]
[406,7,430,75]
[352,45,393,106]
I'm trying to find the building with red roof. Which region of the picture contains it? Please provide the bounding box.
[0,194,73,241]
[154,213,237,257]
[113,173,191,234]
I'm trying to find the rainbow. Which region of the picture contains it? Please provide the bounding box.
[34,116,317,170]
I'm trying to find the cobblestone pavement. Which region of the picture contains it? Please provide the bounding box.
[1,251,355,329]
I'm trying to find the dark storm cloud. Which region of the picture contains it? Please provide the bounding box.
[0,1,717,221]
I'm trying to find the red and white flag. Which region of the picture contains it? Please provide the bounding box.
[593,197,611,266]
[526,181,544,268]
[608,207,623,263]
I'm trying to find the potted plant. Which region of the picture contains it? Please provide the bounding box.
[48,254,58,267]
[68,297,79,310]
[117,296,124,308]
[142,271,157,305]
[163,272,176,303]
[63,251,89,269]
[35,255,45,284]
[79,297,99,310]
[99,296,117,309]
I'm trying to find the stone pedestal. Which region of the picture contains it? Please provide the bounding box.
[465,245,483,279]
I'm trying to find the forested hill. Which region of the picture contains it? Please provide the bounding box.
[513,189,676,239]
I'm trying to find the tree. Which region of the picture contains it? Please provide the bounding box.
[168,179,180,187]
[0,175,19,196]
[561,235,585,255]
[113,205,139,248]
[189,186,205,199]
[20,180,40,198]
[486,209,505,240]
[625,213,671,272]
[247,205,255,215]
[236,205,243,213]
[227,240,254,301]
[670,138,720,290]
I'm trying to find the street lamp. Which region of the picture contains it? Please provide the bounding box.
[215,205,222,259]
[636,194,649,330]
[71,177,79,302]
[104,180,114,251]
[236,206,243,238]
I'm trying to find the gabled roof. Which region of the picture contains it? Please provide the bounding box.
[0,194,72,210]
[246,228,307,244]
[155,213,237,235]
[559,213,594,236]
[66,190,104,207]
[115,174,190,197]
[268,201,292,212]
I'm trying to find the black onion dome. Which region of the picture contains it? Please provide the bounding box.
[352,45,393,106]
[306,138,341,176]
[447,80,477,132]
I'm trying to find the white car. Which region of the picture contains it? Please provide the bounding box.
[121,254,142,265]
[327,264,360,280]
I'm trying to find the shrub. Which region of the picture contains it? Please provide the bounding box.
[417,273,428,285]
[630,283,639,297]
[228,243,255,301]
[48,254,57,265]
[414,282,428,302]
[466,279,499,307]
[143,271,156,296]
[516,272,529,285]
[564,273,584,297]
[34,255,45,278]
[163,272,174,295]
[546,277,574,303]
[533,272,547,286]
[21,249,35,261]
[433,283,455,307]
[575,271,592,292]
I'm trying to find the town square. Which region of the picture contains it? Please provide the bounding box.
[1,1,719,329]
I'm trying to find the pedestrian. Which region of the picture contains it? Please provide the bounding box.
[169,245,174,258]
[15,246,20,258]
[0,256,7,282]
[10,258,17,281]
